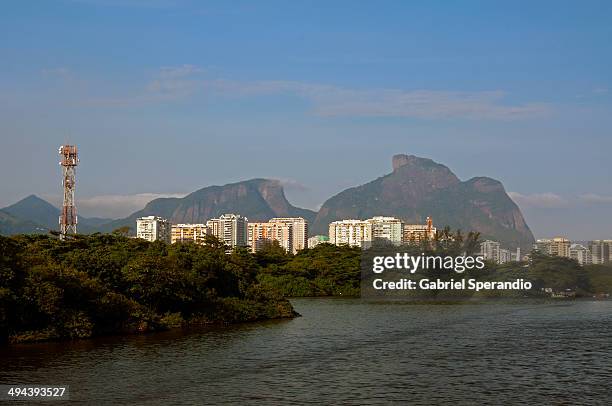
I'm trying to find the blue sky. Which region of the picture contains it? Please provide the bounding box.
[1,0,611,239]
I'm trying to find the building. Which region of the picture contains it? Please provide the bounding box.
[589,240,612,264]
[569,244,592,266]
[534,237,571,258]
[511,247,522,262]
[499,248,512,264]
[308,235,329,248]
[480,240,501,263]
[402,217,436,244]
[329,220,372,248]
[171,224,209,245]
[269,218,308,253]
[136,216,171,243]
[207,214,248,248]
[248,221,292,253]
[367,216,403,245]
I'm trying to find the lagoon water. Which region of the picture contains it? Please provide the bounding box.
[2,299,612,404]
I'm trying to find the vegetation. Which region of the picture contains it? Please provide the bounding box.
[256,242,362,297]
[0,234,295,344]
[258,228,612,300]
[2,227,611,344]
[482,252,612,298]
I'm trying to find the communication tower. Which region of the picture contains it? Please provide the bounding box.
[58,145,79,239]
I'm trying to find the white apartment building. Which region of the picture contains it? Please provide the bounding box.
[570,243,592,266]
[248,221,292,253]
[512,247,522,262]
[329,220,372,248]
[136,216,171,243]
[269,217,308,254]
[589,240,612,264]
[207,214,248,248]
[499,248,512,264]
[480,240,501,263]
[171,224,209,245]
[368,216,403,245]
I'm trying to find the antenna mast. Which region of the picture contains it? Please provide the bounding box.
[58,145,79,239]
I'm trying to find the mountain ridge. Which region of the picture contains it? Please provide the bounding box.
[0,195,112,235]
[1,156,534,251]
[99,178,317,233]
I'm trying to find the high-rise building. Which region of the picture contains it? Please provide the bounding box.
[512,247,522,262]
[534,237,571,258]
[367,216,403,245]
[480,240,501,263]
[589,240,612,264]
[403,217,436,244]
[136,216,171,243]
[308,235,329,248]
[499,248,512,264]
[171,224,209,245]
[207,214,248,248]
[248,221,292,253]
[569,244,592,266]
[329,220,372,248]
[269,217,308,253]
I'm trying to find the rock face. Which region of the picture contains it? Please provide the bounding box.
[312,154,534,251]
[102,179,316,232]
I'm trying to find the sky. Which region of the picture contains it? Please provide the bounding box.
[1,0,611,239]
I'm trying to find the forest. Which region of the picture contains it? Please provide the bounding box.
[2,228,611,344]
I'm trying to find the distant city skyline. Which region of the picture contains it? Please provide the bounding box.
[1,1,611,240]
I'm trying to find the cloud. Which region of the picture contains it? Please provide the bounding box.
[508,192,569,209]
[272,178,309,192]
[87,68,550,119]
[41,67,72,79]
[88,65,205,106]
[579,193,612,205]
[44,192,186,219]
[144,65,204,100]
[204,80,550,119]
[68,0,180,8]
[592,87,609,95]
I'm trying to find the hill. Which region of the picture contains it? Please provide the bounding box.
[312,154,534,251]
[101,179,317,233]
[0,195,111,236]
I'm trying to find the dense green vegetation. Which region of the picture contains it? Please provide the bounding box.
[2,228,611,344]
[257,228,612,299]
[0,234,295,344]
[256,242,362,297]
[480,252,612,298]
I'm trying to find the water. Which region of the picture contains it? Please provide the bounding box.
[2,299,612,405]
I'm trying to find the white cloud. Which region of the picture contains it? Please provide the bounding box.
[508,192,569,209]
[87,68,550,119]
[68,0,179,8]
[204,80,550,119]
[41,67,71,78]
[271,178,309,192]
[44,192,186,219]
[579,193,612,204]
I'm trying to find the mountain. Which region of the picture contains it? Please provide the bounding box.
[2,195,60,231]
[101,179,317,233]
[312,154,534,251]
[0,195,112,236]
[0,210,47,235]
